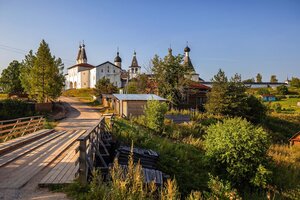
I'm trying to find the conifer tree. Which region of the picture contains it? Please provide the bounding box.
[20,40,65,102]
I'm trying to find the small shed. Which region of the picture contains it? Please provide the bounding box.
[261,95,276,102]
[289,131,300,146]
[112,94,167,117]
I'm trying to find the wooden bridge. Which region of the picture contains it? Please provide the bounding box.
[0,115,112,190]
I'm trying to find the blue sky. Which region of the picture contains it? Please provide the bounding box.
[0,0,299,81]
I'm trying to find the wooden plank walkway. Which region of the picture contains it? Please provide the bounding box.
[39,141,79,186]
[0,129,85,189]
[0,129,54,155]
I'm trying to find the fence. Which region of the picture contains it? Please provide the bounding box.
[0,116,45,142]
[76,116,112,185]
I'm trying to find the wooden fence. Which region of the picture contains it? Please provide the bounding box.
[76,116,112,185]
[0,116,45,142]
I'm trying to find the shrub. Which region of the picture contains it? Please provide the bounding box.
[144,100,168,132]
[0,99,35,120]
[277,85,289,95]
[204,118,271,188]
[257,88,270,95]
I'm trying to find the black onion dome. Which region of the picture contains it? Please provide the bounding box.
[114,52,122,62]
[184,45,190,52]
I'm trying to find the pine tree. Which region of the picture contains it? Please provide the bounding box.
[205,69,229,114]
[20,40,65,102]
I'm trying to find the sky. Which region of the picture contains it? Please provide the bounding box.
[0,0,299,82]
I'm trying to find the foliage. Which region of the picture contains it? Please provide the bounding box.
[0,60,24,94]
[270,75,278,83]
[242,78,254,83]
[152,52,189,105]
[126,81,138,94]
[113,119,209,196]
[0,99,36,120]
[20,40,65,102]
[205,70,266,123]
[67,143,182,200]
[205,69,229,115]
[290,77,300,88]
[204,174,241,200]
[268,145,300,199]
[276,85,289,95]
[144,100,168,132]
[257,88,270,95]
[136,74,148,93]
[204,118,271,188]
[256,73,262,83]
[95,77,118,97]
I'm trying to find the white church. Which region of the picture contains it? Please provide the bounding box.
[64,44,141,90]
[65,43,202,90]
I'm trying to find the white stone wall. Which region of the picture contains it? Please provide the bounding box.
[94,63,122,88]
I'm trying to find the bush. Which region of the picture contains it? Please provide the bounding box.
[277,85,289,95]
[0,99,36,120]
[144,100,168,132]
[204,118,271,188]
[257,88,270,95]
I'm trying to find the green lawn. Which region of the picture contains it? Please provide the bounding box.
[267,97,300,113]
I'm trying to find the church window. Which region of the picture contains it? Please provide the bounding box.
[101,69,103,73]
[113,70,115,73]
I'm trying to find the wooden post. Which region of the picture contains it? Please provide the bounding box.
[79,139,87,185]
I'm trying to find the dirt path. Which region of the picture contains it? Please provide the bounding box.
[0,97,102,200]
[55,96,102,130]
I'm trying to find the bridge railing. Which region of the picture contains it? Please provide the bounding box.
[0,116,45,142]
[77,116,111,185]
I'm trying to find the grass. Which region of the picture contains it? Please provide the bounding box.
[62,89,103,107]
[113,118,210,196]
[267,97,300,113]
[0,93,8,100]
[268,145,300,199]
[62,89,95,98]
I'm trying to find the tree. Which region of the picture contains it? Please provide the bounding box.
[205,70,266,123]
[257,88,270,95]
[20,40,65,102]
[136,74,148,93]
[243,78,255,83]
[204,118,271,188]
[152,53,188,105]
[205,69,229,115]
[95,77,118,97]
[0,60,23,93]
[290,77,300,88]
[126,81,138,94]
[256,73,262,83]
[276,85,288,95]
[144,100,168,133]
[270,75,278,83]
[20,50,36,94]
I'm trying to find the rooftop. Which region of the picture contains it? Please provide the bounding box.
[113,94,166,101]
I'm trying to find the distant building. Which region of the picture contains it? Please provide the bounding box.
[289,131,300,146]
[112,94,166,117]
[261,94,276,102]
[183,45,201,82]
[129,51,141,79]
[65,44,133,89]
